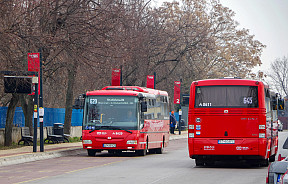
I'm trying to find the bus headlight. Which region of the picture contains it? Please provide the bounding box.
[83,140,92,144]
[127,140,137,144]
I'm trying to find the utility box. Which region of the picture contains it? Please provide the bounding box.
[53,123,64,142]
[4,76,32,93]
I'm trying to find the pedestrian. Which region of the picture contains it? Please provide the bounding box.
[170,111,176,134]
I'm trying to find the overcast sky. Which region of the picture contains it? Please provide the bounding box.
[220,0,288,73]
[153,0,288,73]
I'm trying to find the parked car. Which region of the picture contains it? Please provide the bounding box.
[278,120,284,131]
[267,138,288,183]
[282,171,288,184]
[267,157,288,184]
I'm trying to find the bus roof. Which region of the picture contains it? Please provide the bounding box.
[86,86,168,97]
[192,78,265,86]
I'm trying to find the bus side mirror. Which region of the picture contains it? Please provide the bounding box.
[141,101,147,112]
[278,99,285,110]
[283,137,288,149]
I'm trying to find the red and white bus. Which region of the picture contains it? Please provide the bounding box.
[82,86,170,156]
[188,78,283,166]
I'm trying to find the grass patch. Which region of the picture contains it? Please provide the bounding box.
[68,137,82,143]
[0,143,24,150]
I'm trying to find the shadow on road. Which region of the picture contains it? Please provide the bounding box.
[194,160,269,169]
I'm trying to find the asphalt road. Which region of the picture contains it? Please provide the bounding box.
[3,132,288,184]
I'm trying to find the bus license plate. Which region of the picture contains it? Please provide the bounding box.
[218,140,235,144]
[103,144,116,148]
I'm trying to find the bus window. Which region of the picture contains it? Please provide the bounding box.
[83,96,139,130]
[195,86,258,108]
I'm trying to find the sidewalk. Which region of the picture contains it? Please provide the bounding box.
[0,131,187,167]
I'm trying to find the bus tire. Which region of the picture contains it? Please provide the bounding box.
[155,139,164,154]
[269,154,276,162]
[260,159,269,167]
[205,160,215,166]
[87,149,97,156]
[108,150,115,154]
[137,141,148,156]
[195,159,204,166]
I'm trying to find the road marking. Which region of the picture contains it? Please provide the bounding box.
[15,176,49,184]
[14,160,124,184]
[64,160,123,174]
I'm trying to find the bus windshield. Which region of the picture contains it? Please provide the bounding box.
[83,96,139,130]
[195,85,258,108]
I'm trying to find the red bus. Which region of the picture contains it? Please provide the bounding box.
[188,78,283,166]
[82,86,170,156]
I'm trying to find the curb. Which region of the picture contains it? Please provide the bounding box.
[0,133,187,167]
[0,148,83,167]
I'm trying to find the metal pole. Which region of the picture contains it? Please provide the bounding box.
[154,72,156,89]
[120,65,123,86]
[33,81,38,152]
[38,48,44,152]
[179,79,182,135]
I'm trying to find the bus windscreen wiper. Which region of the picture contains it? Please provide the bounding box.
[110,126,132,134]
[89,126,132,134]
[89,126,101,133]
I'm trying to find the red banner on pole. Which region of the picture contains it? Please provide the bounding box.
[146,75,155,89]
[111,68,121,86]
[27,53,40,72]
[28,53,40,95]
[174,81,181,104]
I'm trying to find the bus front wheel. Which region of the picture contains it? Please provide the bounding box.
[87,149,97,156]
[137,141,148,156]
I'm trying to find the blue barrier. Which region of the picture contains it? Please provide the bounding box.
[0,107,83,128]
[169,112,179,121]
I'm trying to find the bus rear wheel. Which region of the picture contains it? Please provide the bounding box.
[269,154,276,162]
[195,159,204,166]
[253,159,269,167]
[260,159,269,167]
[155,140,164,154]
[205,160,215,166]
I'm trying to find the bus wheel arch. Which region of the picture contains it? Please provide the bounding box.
[137,138,148,156]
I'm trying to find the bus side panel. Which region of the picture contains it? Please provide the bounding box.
[271,120,279,155]
[258,138,268,159]
[188,138,194,158]
[141,119,169,149]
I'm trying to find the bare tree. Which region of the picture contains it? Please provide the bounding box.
[4,94,19,146]
[268,56,288,97]
[0,0,267,143]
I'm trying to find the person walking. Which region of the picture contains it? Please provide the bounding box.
[170,111,176,134]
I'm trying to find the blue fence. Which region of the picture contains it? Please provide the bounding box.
[0,107,83,128]
[169,112,179,121]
